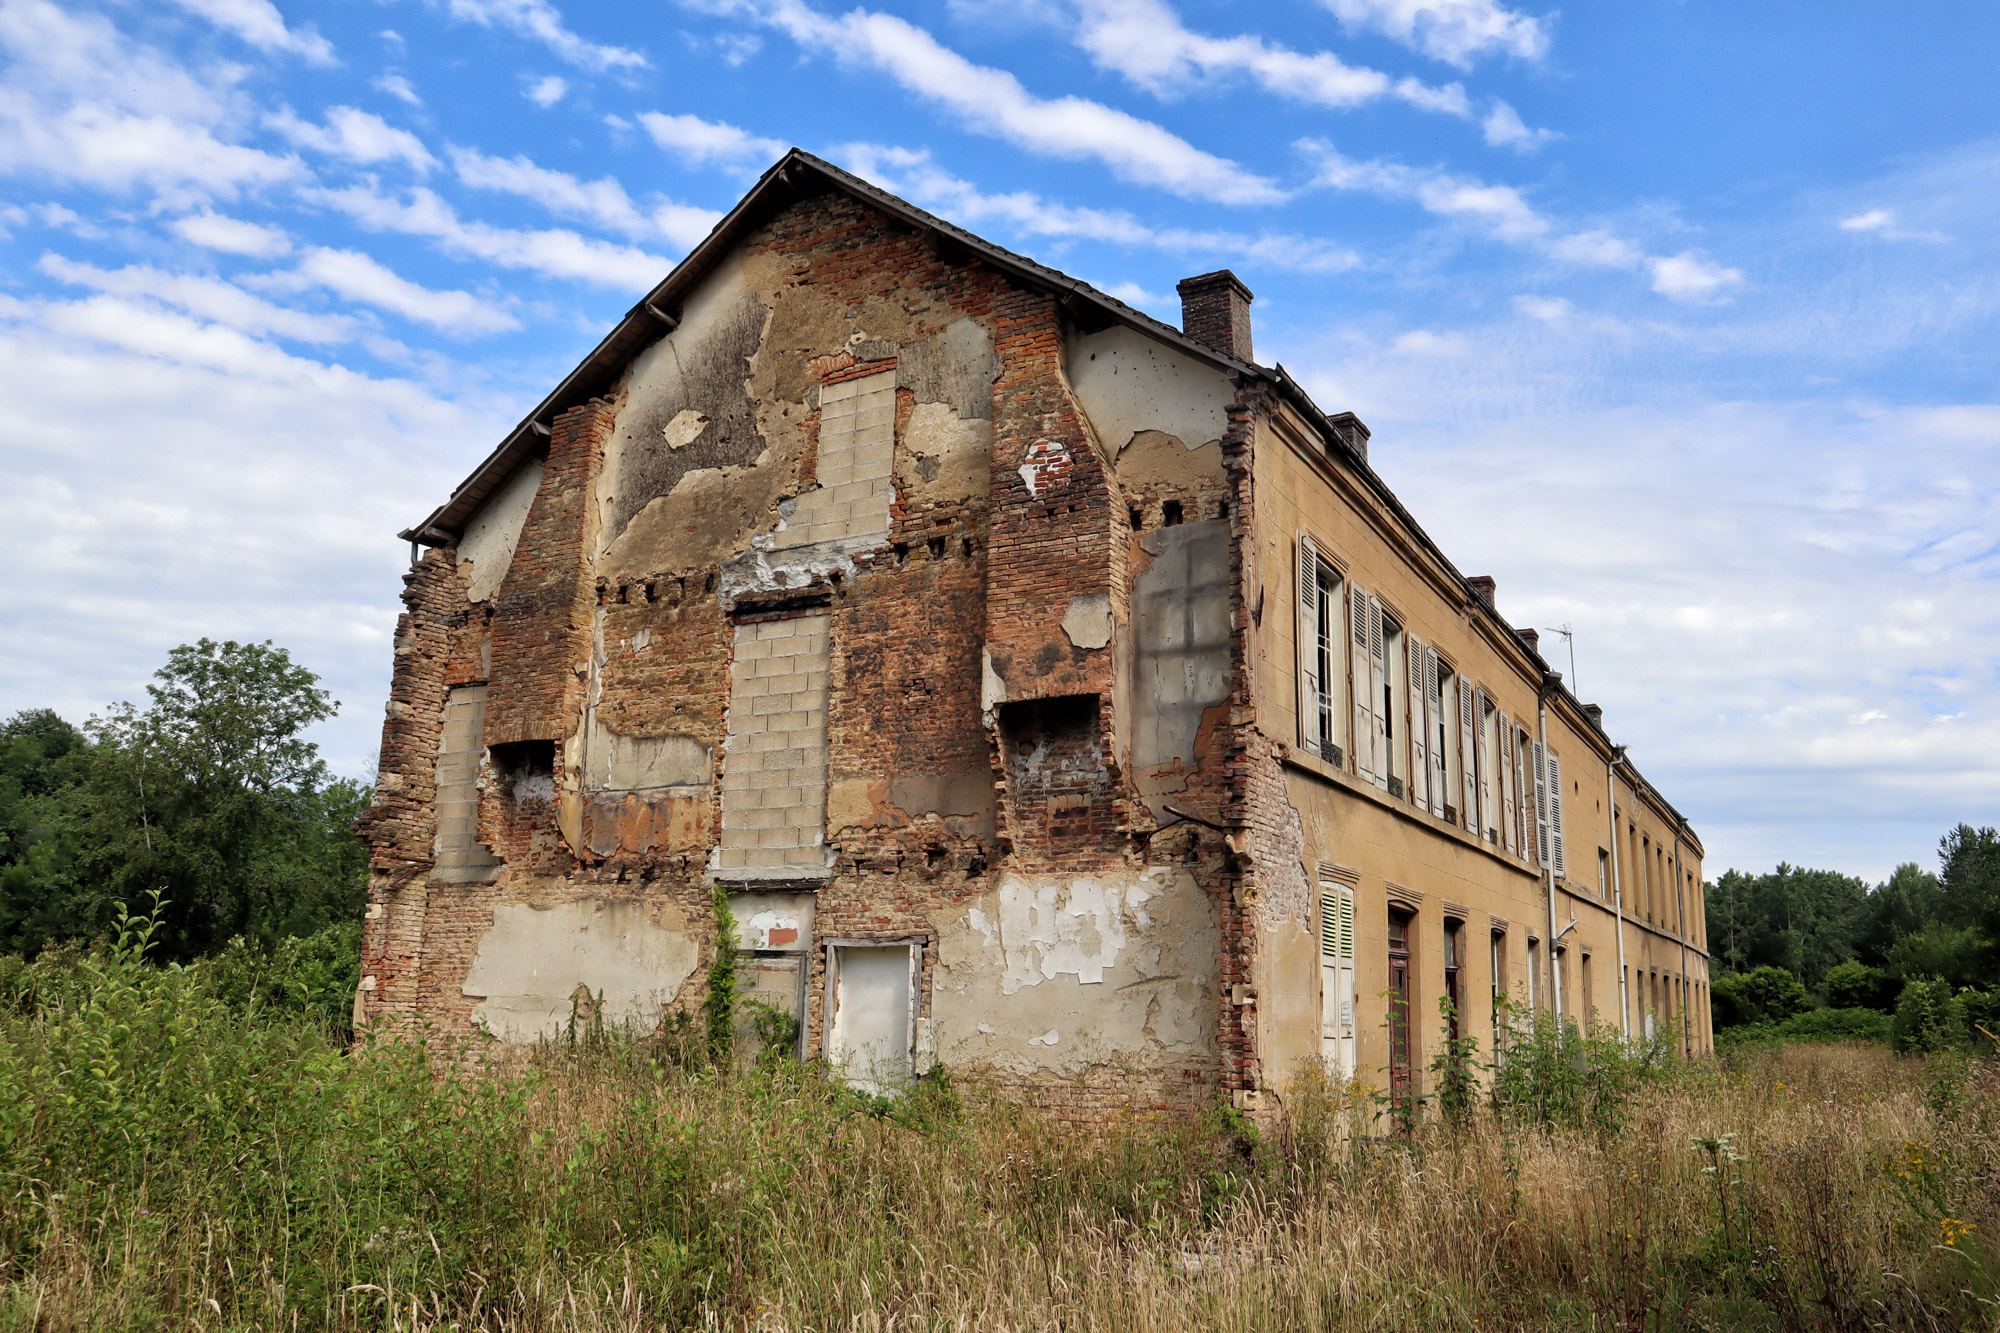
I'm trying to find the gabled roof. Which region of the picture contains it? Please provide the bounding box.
[398,147,1261,548]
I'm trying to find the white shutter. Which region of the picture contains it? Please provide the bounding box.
[1547,749,1567,879]
[1317,866,1358,1077]
[1350,584,1372,780]
[1497,709,1515,853]
[1474,686,1493,840]
[1458,677,1478,833]
[1513,730,1532,862]
[1407,635,1429,809]
[1425,646,1446,816]
[1532,739,1550,869]
[1295,535,1320,758]
[1367,595,1388,789]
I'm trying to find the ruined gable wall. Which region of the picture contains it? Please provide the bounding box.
[358,185,1256,1118]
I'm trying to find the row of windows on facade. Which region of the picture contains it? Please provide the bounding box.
[1297,536,1703,943]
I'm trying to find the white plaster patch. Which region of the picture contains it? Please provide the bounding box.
[457,458,543,603]
[1061,593,1113,650]
[1066,324,1230,457]
[980,647,1007,714]
[660,408,710,450]
[462,898,699,1044]
[983,873,1155,993]
[1016,438,1071,498]
[1028,1030,1060,1046]
[631,628,652,652]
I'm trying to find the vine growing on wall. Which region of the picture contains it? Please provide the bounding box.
[706,888,739,1070]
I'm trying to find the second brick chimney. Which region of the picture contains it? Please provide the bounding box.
[1177,270,1254,363]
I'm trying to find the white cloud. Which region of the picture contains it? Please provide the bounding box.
[278,247,520,335]
[1646,250,1743,302]
[170,209,294,257]
[165,0,334,63]
[268,106,436,174]
[39,254,357,344]
[711,0,1283,204]
[1319,0,1550,68]
[435,0,646,71]
[1513,294,1570,322]
[525,74,567,106]
[637,111,785,168]
[1481,99,1557,151]
[313,181,672,289]
[1837,207,1950,244]
[374,73,422,106]
[449,146,722,248]
[838,143,1358,273]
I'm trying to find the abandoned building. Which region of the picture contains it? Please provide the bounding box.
[354,149,1713,1118]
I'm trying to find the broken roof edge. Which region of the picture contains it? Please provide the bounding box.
[398,147,1261,547]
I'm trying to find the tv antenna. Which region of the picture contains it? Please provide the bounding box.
[1542,624,1577,695]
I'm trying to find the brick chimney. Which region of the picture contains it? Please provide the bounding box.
[1583,703,1604,730]
[1520,627,1540,654]
[1467,575,1497,609]
[1177,270,1254,362]
[1327,411,1370,462]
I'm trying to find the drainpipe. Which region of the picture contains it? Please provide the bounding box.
[1673,820,1692,1057]
[1536,675,1562,1025]
[1607,746,1632,1042]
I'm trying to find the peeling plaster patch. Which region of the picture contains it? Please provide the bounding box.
[457,458,543,603]
[1066,324,1229,457]
[587,729,710,790]
[899,316,995,418]
[1061,593,1113,650]
[1017,439,1071,498]
[824,775,880,832]
[897,401,990,504]
[981,647,1007,714]
[630,628,651,652]
[660,409,711,450]
[933,868,1218,1076]
[1132,521,1232,801]
[717,537,865,610]
[462,898,698,1044]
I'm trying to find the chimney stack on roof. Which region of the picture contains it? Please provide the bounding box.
[1177,270,1254,363]
[1326,411,1370,462]
[1468,575,1497,609]
[1519,627,1540,654]
[1583,703,1604,730]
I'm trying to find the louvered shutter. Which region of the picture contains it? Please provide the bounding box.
[1497,709,1516,853]
[1513,730,1532,863]
[1425,646,1446,816]
[1295,536,1320,758]
[1367,595,1388,789]
[1547,749,1567,879]
[1458,677,1478,833]
[1317,865,1359,1076]
[1532,739,1550,868]
[1407,635,1429,809]
[1350,585,1372,780]
[1474,686,1493,840]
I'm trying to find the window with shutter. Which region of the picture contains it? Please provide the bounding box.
[1295,535,1320,759]
[1350,584,1372,780]
[1407,634,1429,809]
[1532,739,1550,869]
[1317,863,1358,1076]
[1367,595,1388,790]
[1513,729,1532,863]
[1425,646,1446,817]
[1475,687,1496,842]
[1458,677,1478,833]
[1547,749,1567,879]
[1497,709,1516,854]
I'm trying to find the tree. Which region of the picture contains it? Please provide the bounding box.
[1710,965,1812,1029]
[1703,864,1867,992]
[0,640,367,961]
[1824,959,1901,1012]
[1934,825,1999,987]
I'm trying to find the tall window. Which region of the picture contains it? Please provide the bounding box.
[1438,662,1462,824]
[1478,691,1500,844]
[1443,919,1464,1054]
[1526,937,1541,1012]
[1294,536,1347,766]
[1490,930,1509,1064]
[1599,848,1611,902]
[1382,613,1406,799]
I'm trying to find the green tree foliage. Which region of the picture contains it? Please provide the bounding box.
[1705,864,1867,990]
[1710,965,1812,1030]
[1823,959,1902,1012]
[1891,977,1967,1055]
[0,640,367,961]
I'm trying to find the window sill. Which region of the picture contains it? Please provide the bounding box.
[1281,747,1540,882]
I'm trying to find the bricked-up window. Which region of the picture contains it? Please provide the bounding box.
[717,613,830,876]
[729,891,813,1065]
[1293,535,1346,766]
[433,685,499,882]
[998,695,1112,854]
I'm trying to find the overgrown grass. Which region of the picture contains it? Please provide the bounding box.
[1,908,1997,1331]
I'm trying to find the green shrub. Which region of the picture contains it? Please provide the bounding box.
[191,919,360,1038]
[1714,1005,1891,1053]
[1824,959,1902,1011]
[1711,965,1811,1029]
[1892,976,1967,1055]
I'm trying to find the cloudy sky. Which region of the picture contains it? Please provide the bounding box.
[1,0,1995,882]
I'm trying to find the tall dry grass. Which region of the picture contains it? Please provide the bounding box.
[1,915,1995,1331]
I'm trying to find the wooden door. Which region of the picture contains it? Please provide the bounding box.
[1388,910,1412,1103]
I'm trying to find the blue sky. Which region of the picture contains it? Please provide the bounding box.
[1,0,1996,883]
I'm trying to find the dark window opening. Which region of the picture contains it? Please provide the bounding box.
[1162,499,1183,526]
[1129,505,1144,530]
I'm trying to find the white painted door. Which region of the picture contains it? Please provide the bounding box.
[827,944,916,1094]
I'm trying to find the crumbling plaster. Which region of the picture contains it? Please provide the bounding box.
[461,896,699,1043]
[1067,325,1230,460]
[930,867,1218,1076]
[458,459,544,603]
